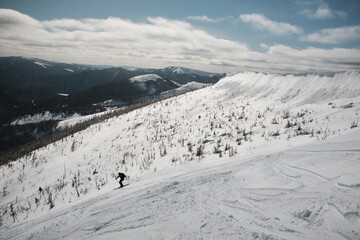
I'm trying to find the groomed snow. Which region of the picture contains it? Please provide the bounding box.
[1,71,359,239]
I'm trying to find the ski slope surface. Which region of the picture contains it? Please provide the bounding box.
[1,71,360,239]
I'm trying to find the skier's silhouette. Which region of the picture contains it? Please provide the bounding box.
[116,172,126,187]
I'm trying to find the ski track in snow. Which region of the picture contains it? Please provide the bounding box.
[1,71,360,239]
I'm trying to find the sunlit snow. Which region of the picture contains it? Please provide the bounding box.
[1,71,360,239]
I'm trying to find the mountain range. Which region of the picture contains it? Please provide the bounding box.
[0,57,224,115]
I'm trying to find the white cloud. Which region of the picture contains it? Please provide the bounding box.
[0,9,359,73]
[0,8,40,27]
[186,15,215,22]
[260,43,269,49]
[210,59,239,67]
[299,1,346,20]
[260,44,360,73]
[239,14,303,36]
[301,26,360,44]
[186,15,229,23]
[300,6,331,19]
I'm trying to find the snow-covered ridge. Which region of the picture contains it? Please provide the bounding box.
[218,70,360,105]
[129,74,163,82]
[172,81,209,92]
[129,74,166,93]
[163,66,218,77]
[161,81,209,97]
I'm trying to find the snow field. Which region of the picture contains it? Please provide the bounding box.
[2,131,360,239]
[1,71,360,239]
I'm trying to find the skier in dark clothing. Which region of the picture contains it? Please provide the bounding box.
[116,172,126,187]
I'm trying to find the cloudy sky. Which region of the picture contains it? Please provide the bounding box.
[0,0,359,73]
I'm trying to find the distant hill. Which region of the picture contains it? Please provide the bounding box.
[66,74,179,107]
[0,57,94,88]
[141,66,224,85]
[0,57,224,116]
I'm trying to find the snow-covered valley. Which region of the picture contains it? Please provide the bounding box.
[1,71,360,239]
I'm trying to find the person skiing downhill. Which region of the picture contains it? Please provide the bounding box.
[116,172,126,188]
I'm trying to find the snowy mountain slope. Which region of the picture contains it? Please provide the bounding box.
[217,71,360,105]
[162,66,218,77]
[129,74,170,94]
[93,81,203,108]
[1,71,360,239]
[56,108,121,130]
[161,81,210,97]
[2,130,360,240]
[129,74,162,82]
[141,66,223,85]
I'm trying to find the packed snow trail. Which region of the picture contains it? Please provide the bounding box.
[3,130,360,240]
